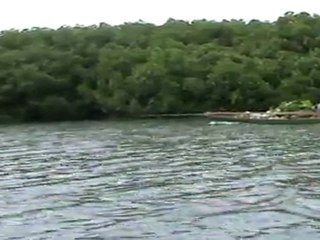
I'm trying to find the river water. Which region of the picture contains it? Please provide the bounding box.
[0,119,320,239]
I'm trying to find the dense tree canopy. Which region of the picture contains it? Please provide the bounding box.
[1,12,320,122]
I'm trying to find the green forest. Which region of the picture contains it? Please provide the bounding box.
[1,11,320,122]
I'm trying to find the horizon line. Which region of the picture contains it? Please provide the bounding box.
[0,10,317,32]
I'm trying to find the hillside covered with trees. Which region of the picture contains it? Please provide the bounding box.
[0,11,320,122]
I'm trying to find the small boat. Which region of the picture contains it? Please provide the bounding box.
[204,111,320,125]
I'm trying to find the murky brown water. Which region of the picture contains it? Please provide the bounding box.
[0,119,320,239]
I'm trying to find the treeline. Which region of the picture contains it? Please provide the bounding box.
[1,11,320,122]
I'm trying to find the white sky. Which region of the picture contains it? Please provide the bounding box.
[1,0,320,30]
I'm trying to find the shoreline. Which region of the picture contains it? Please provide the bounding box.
[0,112,208,125]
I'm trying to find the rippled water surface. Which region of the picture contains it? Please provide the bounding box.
[1,119,320,239]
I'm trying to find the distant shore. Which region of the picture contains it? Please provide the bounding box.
[0,12,318,123]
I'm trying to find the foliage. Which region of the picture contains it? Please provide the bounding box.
[0,12,320,121]
[272,99,314,112]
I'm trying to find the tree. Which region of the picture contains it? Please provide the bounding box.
[0,12,319,122]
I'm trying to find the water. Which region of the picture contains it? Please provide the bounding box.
[0,119,320,239]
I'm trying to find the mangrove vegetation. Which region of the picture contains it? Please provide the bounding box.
[1,11,320,122]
